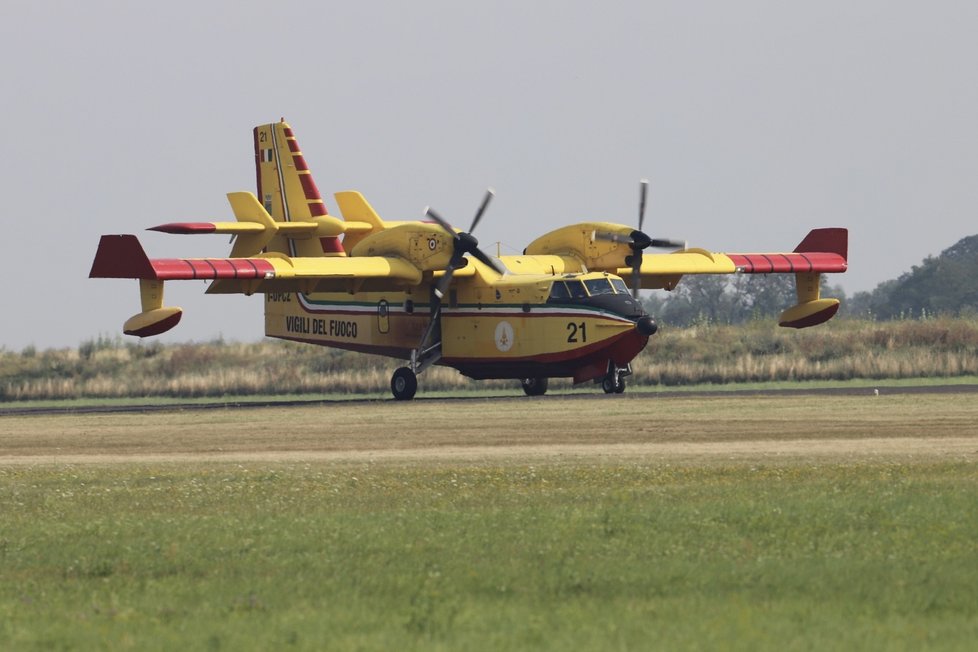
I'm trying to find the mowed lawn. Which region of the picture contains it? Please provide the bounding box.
[1,395,978,650]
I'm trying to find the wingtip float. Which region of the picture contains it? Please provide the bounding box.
[91,119,848,399]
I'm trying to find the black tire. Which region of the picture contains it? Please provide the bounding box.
[614,376,626,394]
[520,377,549,397]
[391,367,418,401]
[602,376,616,394]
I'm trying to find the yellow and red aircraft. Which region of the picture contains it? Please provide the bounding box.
[90,120,848,400]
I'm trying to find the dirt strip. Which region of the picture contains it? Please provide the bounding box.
[2,436,975,466]
[3,384,977,418]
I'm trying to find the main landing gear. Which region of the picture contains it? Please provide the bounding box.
[391,367,418,401]
[520,377,549,397]
[388,321,438,401]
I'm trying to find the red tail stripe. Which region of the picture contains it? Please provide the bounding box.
[320,237,345,254]
[308,202,328,217]
[299,174,323,200]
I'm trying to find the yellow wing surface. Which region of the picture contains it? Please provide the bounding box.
[89,233,473,335]
[522,224,848,329]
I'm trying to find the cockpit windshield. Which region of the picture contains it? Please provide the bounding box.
[548,281,571,301]
[550,278,625,301]
[565,280,588,299]
[584,278,615,296]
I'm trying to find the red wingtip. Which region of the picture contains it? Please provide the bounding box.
[795,228,848,261]
[89,235,157,279]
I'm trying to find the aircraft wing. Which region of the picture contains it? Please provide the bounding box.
[89,234,429,294]
[616,228,848,290]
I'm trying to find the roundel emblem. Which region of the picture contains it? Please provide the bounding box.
[428,238,437,251]
[494,321,514,352]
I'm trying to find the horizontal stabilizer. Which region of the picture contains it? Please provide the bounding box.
[149,222,266,235]
[147,192,374,257]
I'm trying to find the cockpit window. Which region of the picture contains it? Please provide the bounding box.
[611,278,629,294]
[584,278,615,296]
[566,280,588,299]
[548,281,570,301]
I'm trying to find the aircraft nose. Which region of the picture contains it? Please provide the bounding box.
[636,315,658,336]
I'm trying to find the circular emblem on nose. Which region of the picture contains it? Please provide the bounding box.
[494,321,514,352]
[428,238,437,251]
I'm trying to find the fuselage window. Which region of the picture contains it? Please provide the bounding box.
[610,278,629,294]
[584,278,615,296]
[566,280,588,299]
[548,281,571,301]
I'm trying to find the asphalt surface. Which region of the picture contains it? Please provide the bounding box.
[2,384,977,417]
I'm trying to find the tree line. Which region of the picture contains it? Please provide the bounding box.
[644,234,978,326]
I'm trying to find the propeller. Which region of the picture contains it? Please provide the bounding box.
[425,189,505,300]
[593,180,686,299]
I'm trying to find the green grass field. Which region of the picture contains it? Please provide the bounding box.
[3,463,977,651]
[2,395,977,650]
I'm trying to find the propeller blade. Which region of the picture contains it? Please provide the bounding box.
[424,206,456,238]
[649,238,686,249]
[434,266,455,299]
[631,253,642,300]
[638,179,648,233]
[471,247,505,275]
[469,188,495,233]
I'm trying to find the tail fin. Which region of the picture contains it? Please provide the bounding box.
[253,120,345,257]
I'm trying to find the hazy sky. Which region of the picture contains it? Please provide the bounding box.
[3,1,976,350]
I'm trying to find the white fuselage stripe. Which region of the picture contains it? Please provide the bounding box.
[296,294,633,323]
[270,125,295,257]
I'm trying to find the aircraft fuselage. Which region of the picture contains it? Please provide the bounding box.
[265,269,655,384]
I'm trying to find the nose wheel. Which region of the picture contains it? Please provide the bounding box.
[600,362,630,394]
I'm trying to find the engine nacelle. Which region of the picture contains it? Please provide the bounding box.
[524,222,633,270]
[350,223,456,272]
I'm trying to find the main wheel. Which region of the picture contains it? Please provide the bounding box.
[520,377,549,397]
[614,376,626,394]
[391,367,418,401]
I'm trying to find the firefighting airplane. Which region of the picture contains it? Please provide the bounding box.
[90,120,848,400]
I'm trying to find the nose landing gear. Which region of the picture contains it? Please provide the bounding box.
[600,362,630,394]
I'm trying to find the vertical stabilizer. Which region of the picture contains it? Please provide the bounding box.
[253,120,345,257]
